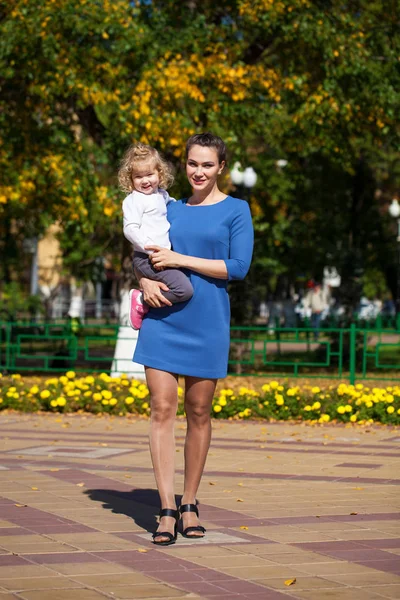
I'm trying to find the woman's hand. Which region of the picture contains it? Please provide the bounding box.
[145,246,184,270]
[140,277,172,308]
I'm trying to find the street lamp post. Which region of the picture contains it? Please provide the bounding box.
[23,236,39,296]
[230,162,257,200]
[388,198,400,317]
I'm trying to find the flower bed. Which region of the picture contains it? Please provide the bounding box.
[1,372,399,425]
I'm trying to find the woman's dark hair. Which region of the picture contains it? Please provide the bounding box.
[185,132,227,164]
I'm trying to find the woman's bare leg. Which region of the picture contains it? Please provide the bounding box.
[146,367,179,542]
[181,377,217,535]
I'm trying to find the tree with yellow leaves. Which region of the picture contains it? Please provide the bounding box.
[0,0,399,312]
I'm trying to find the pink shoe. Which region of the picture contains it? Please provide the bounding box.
[128,289,149,330]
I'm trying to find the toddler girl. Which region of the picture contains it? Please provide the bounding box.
[119,143,193,329]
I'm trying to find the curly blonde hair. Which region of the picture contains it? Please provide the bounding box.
[118,143,174,193]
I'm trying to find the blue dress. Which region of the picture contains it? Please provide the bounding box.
[133,196,254,379]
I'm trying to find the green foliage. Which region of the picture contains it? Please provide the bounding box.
[0,283,43,320]
[0,0,399,303]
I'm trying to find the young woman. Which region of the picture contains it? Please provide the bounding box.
[133,132,254,545]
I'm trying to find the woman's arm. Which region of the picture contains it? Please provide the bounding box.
[146,201,254,281]
[146,248,228,279]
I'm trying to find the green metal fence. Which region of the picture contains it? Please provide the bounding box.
[0,321,399,383]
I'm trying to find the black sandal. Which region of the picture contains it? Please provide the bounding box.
[152,508,178,546]
[179,503,206,538]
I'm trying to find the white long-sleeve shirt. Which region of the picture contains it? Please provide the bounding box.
[122,189,174,254]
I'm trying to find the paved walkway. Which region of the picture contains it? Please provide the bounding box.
[0,414,399,600]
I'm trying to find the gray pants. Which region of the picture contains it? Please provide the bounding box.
[133,252,194,304]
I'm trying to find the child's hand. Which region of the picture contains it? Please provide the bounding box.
[145,246,183,269]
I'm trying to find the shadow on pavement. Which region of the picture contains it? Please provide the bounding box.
[85,488,181,533]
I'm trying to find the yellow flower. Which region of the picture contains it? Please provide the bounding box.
[83,391,92,397]
[270,381,279,389]
[276,396,284,406]
[311,386,321,394]
[57,397,66,406]
[387,406,394,414]
[312,401,321,410]
[337,406,346,414]
[350,414,357,422]
[121,379,129,386]
[345,404,353,413]
[277,385,284,391]
[109,398,118,406]
[142,402,149,409]
[304,405,312,411]
[386,395,394,403]
[85,376,95,384]
[50,399,58,407]
[102,399,109,405]
[321,414,330,422]
[66,371,75,379]
[99,372,111,383]
[125,397,134,405]
[262,384,270,392]
[263,401,269,406]
[218,397,227,406]
[366,401,373,408]
[101,390,112,399]
[92,393,102,401]
[287,388,296,396]
[40,390,51,399]
[59,376,68,385]
[30,385,39,394]
[213,405,222,413]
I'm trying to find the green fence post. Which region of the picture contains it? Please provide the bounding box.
[349,323,356,385]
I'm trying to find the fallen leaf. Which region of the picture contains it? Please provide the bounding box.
[137,548,148,553]
[239,526,248,530]
[15,504,27,507]
[238,483,243,486]
[350,512,358,515]
[209,482,216,485]
[76,483,85,487]
[237,468,244,471]
[50,468,59,472]
[267,456,272,459]
[284,578,296,586]
[223,490,232,493]
[101,443,108,447]
[315,515,321,518]
[31,487,38,491]
[124,475,132,479]
[237,498,244,502]
[353,487,364,490]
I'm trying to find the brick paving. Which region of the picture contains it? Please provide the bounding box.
[0,413,399,600]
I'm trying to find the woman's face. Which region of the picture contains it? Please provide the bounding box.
[186,145,225,192]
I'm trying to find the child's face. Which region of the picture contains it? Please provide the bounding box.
[132,162,160,195]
